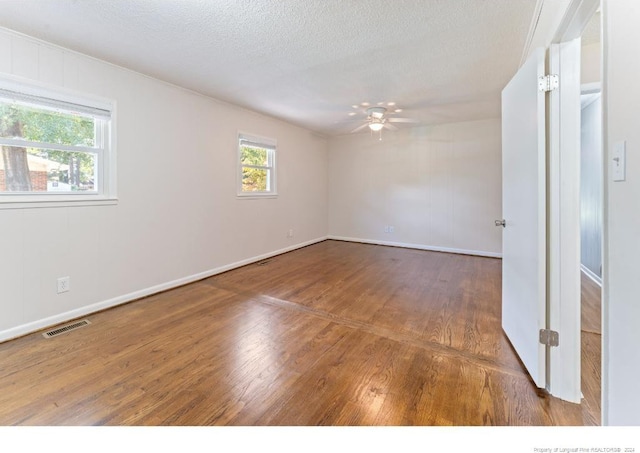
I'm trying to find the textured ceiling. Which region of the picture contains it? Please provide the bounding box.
[0,0,536,136]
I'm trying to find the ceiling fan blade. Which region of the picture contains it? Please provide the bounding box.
[335,118,364,124]
[383,123,398,131]
[350,123,369,133]
[387,117,420,123]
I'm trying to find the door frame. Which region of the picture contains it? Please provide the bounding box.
[546,0,601,403]
[548,38,582,403]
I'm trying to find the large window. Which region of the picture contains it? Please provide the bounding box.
[238,133,276,197]
[0,76,114,206]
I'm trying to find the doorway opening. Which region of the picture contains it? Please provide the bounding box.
[578,8,602,425]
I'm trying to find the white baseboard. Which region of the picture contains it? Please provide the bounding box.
[0,236,328,343]
[581,263,602,287]
[327,235,502,258]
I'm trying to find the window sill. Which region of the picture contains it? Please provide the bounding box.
[0,196,118,210]
[236,192,278,200]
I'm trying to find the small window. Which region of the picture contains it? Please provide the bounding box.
[0,76,115,207]
[238,133,276,197]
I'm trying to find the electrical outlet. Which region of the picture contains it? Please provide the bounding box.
[384,226,389,233]
[57,276,70,294]
[287,229,294,238]
[389,226,394,233]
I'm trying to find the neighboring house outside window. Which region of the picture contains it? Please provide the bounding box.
[237,132,276,197]
[0,154,57,191]
[0,75,115,208]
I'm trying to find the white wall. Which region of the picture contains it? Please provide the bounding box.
[602,0,640,426]
[580,95,602,280]
[328,119,502,257]
[582,42,601,85]
[0,28,328,341]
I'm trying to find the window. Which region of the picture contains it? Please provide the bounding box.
[0,76,115,207]
[237,133,276,197]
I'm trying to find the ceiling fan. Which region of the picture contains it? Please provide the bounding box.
[350,106,419,138]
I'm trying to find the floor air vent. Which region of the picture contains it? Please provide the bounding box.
[42,319,91,338]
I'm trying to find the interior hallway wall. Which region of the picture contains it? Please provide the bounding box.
[580,95,603,280]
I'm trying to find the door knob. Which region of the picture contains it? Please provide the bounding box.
[495,219,506,228]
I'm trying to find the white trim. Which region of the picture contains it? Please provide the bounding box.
[237,131,277,148]
[0,236,328,343]
[546,0,602,406]
[581,263,603,286]
[328,235,502,258]
[601,0,610,425]
[553,0,600,42]
[0,138,101,154]
[236,194,278,200]
[0,197,118,210]
[547,38,583,404]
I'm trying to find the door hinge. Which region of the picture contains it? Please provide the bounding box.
[539,329,559,347]
[538,74,559,92]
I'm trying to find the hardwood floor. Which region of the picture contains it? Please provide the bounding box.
[580,271,602,425]
[581,271,602,335]
[0,240,600,425]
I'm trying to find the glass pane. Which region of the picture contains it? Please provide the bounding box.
[242,167,269,192]
[0,101,95,147]
[240,145,268,166]
[0,146,97,193]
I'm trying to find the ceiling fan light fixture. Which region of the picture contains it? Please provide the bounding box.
[349,104,417,136]
[369,122,384,132]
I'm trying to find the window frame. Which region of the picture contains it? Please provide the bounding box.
[237,132,277,198]
[0,74,116,209]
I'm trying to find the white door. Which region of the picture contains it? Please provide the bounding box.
[500,47,547,388]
